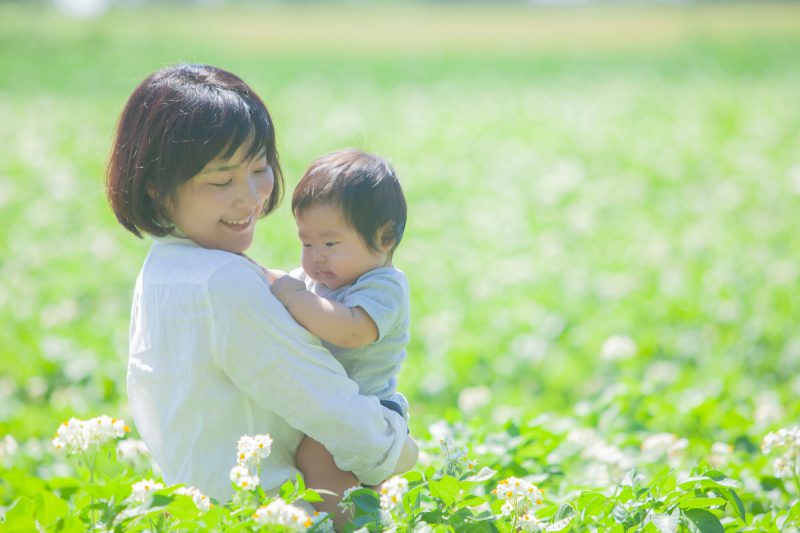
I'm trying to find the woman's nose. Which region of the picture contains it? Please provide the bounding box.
[236,176,260,208]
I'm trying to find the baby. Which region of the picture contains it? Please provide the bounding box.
[269,148,411,516]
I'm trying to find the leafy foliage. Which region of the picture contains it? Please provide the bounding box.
[1,2,799,531]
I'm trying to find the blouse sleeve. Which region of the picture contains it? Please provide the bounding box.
[207,259,407,485]
[343,269,408,342]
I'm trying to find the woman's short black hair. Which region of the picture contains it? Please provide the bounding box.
[292,149,407,255]
[106,63,283,237]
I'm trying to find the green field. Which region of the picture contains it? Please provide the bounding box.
[1,2,800,531]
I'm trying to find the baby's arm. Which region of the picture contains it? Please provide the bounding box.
[270,275,378,349]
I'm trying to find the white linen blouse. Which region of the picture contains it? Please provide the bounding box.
[127,235,407,502]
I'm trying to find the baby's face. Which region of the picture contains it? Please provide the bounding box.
[296,202,390,290]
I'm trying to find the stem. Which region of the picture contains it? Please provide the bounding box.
[87,451,96,533]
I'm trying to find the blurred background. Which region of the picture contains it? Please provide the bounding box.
[0,0,798,452]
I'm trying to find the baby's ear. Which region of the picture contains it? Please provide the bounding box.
[379,221,397,252]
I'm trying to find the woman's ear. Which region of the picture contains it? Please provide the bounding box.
[146,183,157,200]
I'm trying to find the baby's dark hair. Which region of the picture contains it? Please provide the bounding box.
[292,149,407,255]
[106,63,283,238]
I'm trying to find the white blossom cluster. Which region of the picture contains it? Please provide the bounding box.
[518,512,545,532]
[237,434,273,470]
[600,334,637,361]
[175,486,212,512]
[230,464,260,490]
[52,416,129,453]
[252,498,313,530]
[440,438,476,476]
[641,433,688,466]
[494,477,544,517]
[379,476,409,511]
[116,439,149,463]
[0,435,18,464]
[338,485,361,513]
[129,478,164,504]
[762,426,800,479]
[229,433,272,490]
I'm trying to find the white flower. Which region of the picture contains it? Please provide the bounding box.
[309,511,335,533]
[709,442,733,467]
[518,512,545,532]
[440,438,474,476]
[761,427,800,479]
[338,485,361,512]
[380,476,409,511]
[1,435,18,463]
[493,477,543,517]
[229,464,260,490]
[582,441,632,469]
[175,486,211,512]
[641,433,688,465]
[762,427,800,454]
[641,433,678,453]
[252,499,312,530]
[52,416,129,453]
[236,434,272,469]
[129,479,164,504]
[601,335,637,361]
[457,386,491,414]
[116,439,149,462]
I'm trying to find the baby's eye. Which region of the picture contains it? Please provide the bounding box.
[325,242,339,247]
[301,243,311,248]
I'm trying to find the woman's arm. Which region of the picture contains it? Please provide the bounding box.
[208,259,407,485]
[270,275,378,348]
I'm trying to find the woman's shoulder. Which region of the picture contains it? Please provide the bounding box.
[145,237,267,287]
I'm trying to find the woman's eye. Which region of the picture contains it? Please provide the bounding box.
[212,179,232,188]
[255,167,269,174]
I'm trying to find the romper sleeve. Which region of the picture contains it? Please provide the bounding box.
[207,259,407,485]
[343,270,408,342]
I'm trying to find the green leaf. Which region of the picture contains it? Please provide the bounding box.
[405,471,425,485]
[149,494,175,508]
[297,488,324,503]
[2,498,37,532]
[650,510,680,533]
[352,490,381,513]
[465,466,496,483]
[420,509,444,524]
[723,489,745,521]
[553,504,574,521]
[683,509,724,533]
[34,490,70,527]
[429,476,461,509]
[679,497,727,510]
[280,478,295,500]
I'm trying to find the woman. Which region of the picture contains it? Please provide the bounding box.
[105,64,417,511]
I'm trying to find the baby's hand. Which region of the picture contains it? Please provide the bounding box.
[270,274,306,306]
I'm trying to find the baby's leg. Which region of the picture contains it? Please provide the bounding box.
[296,435,359,531]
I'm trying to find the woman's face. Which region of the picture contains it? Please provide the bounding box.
[167,141,274,254]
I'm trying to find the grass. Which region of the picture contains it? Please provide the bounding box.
[2,3,800,531]
[0,0,799,503]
